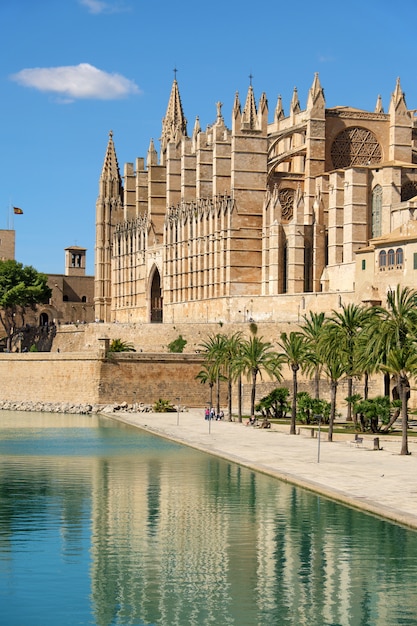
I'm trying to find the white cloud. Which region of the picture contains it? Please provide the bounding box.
[10,63,140,101]
[78,0,131,14]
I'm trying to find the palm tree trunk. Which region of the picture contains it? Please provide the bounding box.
[216,373,220,415]
[346,376,353,422]
[251,370,257,419]
[227,377,232,421]
[290,368,298,435]
[237,375,242,423]
[364,372,369,400]
[400,378,409,455]
[328,380,337,442]
[314,368,320,399]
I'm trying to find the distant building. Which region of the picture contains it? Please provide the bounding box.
[94,75,417,324]
[42,246,95,326]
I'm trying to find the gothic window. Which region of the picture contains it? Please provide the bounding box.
[401,180,417,202]
[278,188,295,222]
[371,185,382,238]
[379,250,386,268]
[396,248,403,266]
[330,127,382,169]
[388,249,395,267]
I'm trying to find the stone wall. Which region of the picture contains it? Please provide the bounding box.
[0,346,393,416]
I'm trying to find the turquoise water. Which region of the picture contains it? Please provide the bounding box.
[0,412,417,626]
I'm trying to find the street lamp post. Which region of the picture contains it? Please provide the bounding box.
[176,397,180,426]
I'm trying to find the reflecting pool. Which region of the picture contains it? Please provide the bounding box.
[0,411,417,626]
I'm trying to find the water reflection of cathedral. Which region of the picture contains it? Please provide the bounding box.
[89,449,417,625]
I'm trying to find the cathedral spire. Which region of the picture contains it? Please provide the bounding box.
[274,95,285,122]
[306,73,325,110]
[101,130,121,181]
[375,94,384,113]
[161,75,188,152]
[241,84,257,129]
[390,77,407,113]
[147,138,158,167]
[290,87,301,115]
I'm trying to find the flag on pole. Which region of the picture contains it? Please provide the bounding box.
[13,207,23,215]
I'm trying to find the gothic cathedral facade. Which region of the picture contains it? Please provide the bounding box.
[94,75,417,325]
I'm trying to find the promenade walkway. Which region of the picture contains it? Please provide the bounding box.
[107,408,417,531]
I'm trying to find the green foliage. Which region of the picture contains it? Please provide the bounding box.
[29,344,38,352]
[108,339,136,353]
[296,392,331,425]
[153,398,176,412]
[249,322,258,336]
[255,387,290,419]
[355,396,395,432]
[0,260,52,350]
[167,334,187,353]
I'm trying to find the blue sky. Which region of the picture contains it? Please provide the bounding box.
[1,0,416,275]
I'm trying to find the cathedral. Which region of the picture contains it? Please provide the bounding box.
[94,74,417,325]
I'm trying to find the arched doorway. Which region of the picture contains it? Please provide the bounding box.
[39,312,49,326]
[150,268,163,323]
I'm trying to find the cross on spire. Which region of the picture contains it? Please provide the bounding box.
[173,67,178,80]
[249,72,253,86]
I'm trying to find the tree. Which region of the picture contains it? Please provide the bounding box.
[195,362,217,409]
[299,311,326,399]
[319,323,346,441]
[323,304,369,423]
[0,260,51,351]
[234,336,282,419]
[278,331,308,435]
[365,286,417,455]
[199,334,228,414]
[221,332,243,421]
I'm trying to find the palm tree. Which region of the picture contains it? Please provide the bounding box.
[323,303,369,423]
[195,362,217,409]
[278,331,308,435]
[319,324,345,441]
[299,311,326,399]
[199,333,227,414]
[222,332,243,421]
[235,336,282,419]
[365,286,417,455]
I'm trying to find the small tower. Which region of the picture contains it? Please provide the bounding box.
[65,246,86,276]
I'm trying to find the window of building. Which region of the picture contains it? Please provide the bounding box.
[388,249,395,267]
[362,259,366,270]
[396,248,403,266]
[371,185,382,238]
[379,250,386,268]
[414,252,417,270]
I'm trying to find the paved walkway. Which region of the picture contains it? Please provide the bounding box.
[106,408,417,531]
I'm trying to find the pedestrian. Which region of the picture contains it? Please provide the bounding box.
[205,407,210,420]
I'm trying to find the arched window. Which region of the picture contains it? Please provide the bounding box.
[371,185,382,238]
[379,250,386,268]
[396,248,403,266]
[81,296,87,303]
[388,249,395,267]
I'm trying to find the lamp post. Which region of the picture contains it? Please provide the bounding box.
[176,397,180,426]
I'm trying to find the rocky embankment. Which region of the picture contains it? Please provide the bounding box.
[0,400,177,415]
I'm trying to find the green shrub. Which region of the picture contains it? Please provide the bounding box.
[153,398,176,412]
[167,335,187,353]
